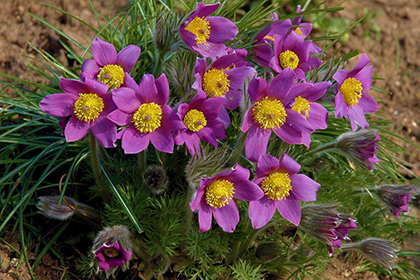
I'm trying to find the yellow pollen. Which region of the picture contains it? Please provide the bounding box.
[205,179,235,209]
[183,109,207,132]
[291,96,311,118]
[202,68,230,97]
[132,102,162,133]
[263,35,275,42]
[261,172,292,201]
[279,50,300,70]
[340,78,363,106]
[252,97,287,130]
[98,64,125,89]
[185,16,211,44]
[73,93,104,122]
[103,248,120,258]
[295,27,303,35]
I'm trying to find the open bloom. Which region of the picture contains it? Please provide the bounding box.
[249,153,320,228]
[192,50,256,110]
[241,69,313,162]
[92,225,132,272]
[299,204,357,256]
[39,78,117,147]
[174,90,226,156]
[290,5,322,54]
[333,53,378,130]
[80,38,141,90]
[190,163,264,232]
[108,74,185,154]
[377,185,413,217]
[269,32,322,80]
[179,2,238,59]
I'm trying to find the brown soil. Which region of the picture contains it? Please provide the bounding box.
[1,0,419,279]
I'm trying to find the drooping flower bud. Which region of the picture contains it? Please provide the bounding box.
[376,184,413,217]
[143,165,169,194]
[92,225,132,276]
[341,238,399,271]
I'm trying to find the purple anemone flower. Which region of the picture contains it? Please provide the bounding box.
[174,90,226,157]
[333,53,379,131]
[80,38,141,90]
[94,241,131,271]
[179,2,238,59]
[40,78,117,147]
[289,81,331,147]
[241,68,314,162]
[192,50,256,110]
[252,14,292,68]
[377,185,413,217]
[269,32,322,80]
[290,5,322,54]
[108,74,185,154]
[249,153,321,228]
[190,163,264,232]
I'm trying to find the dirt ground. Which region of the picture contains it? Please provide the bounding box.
[0,0,419,279]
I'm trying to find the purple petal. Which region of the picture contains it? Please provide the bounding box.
[59,78,88,96]
[108,109,132,126]
[249,197,276,229]
[197,126,218,147]
[91,117,117,148]
[116,45,141,72]
[217,107,231,129]
[210,53,236,69]
[290,174,320,201]
[276,198,301,226]
[348,53,370,77]
[223,89,242,110]
[226,66,256,89]
[195,2,220,18]
[347,105,369,131]
[213,202,239,232]
[155,74,169,106]
[241,109,254,133]
[64,115,90,142]
[85,78,109,95]
[192,41,228,59]
[91,38,117,66]
[256,154,280,177]
[207,17,238,43]
[267,68,295,100]
[123,74,139,92]
[40,94,76,117]
[233,180,264,201]
[138,74,158,103]
[80,59,100,80]
[190,187,205,211]
[355,65,373,92]
[150,127,174,153]
[198,97,224,120]
[184,132,201,156]
[245,124,271,162]
[120,125,150,154]
[334,92,348,118]
[307,102,328,130]
[358,93,379,114]
[112,87,141,113]
[248,77,268,102]
[278,153,300,174]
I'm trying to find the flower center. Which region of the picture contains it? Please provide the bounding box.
[205,179,235,209]
[73,93,104,122]
[183,109,207,132]
[132,102,162,133]
[295,27,303,35]
[279,50,300,70]
[340,78,363,106]
[202,68,230,97]
[185,16,211,45]
[97,64,125,89]
[103,248,120,258]
[261,172,292,201]
[252,97,287,130]
[291,96,311,118]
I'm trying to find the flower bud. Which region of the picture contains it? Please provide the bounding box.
[376,185,413,217]
[143,165,169,194]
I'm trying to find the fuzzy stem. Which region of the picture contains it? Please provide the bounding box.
[226,238,242,265]
[138,150,146,175]
[184,185,194,235]
[231,131,247,165]
[90,132,103,184]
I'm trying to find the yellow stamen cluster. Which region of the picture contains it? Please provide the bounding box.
[263,35,275,42]
[103,248,120,258]
[291,96,311,118]
[295,27,303,35]
[132,102,162,133]
[183,109,207,132]
[205,179,235,209]
[185,16,211,45]
[98,64,125,89]
[261,172,292,201]
[340,78,363,106]
[279,50,300,70]
[252,97,287,130]
[203,68,230,97]
[73,93,104,122]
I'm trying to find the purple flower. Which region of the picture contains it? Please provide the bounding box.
[39,78,117,147]
[335,130,380,170]
[333,53,379,131]
[269,32,322,80]
[190,163,264,232]
[377,185,413,217]
[299,204,357,256]
[80,38,141,90]
[252,14,292,68]
[241,69,313,162]
[249,153,320,228]
[179,3,238,59]
[108,74,185,154]
[174,90,226,156]
[192,50,256,110]
[290,6,322,54]
[94,241,131,271]
[289,81,331,147]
